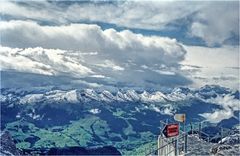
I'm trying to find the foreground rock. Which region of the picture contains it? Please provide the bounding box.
[211,133,240,156]
[0,131,21,156]
[1,130,121,155]
[47,146,121,155]
[22,146,121,155]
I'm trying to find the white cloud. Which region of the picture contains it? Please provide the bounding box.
[0,0,238,90]
[200,94,240,123]
[0,19,238,89]
[1,1,238,45]
[0,1,196,30]
[200,109,233,123]
[181,45,239,89]
[0,46,93,77]
[153,70,176,76]
[190,2,239,46]
[0,20,190,89]
[1,20,238,89]
[205,94,239,111]
[96,60,125,71]
[0,20,186,66]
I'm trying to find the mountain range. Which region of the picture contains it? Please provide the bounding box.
[1,85,239,154]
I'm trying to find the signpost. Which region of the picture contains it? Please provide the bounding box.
[162,123,179,138]
[157,114,186,156]
[174,113,187,154]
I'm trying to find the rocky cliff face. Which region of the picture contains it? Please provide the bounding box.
[46,146,121,155]
[21,146,121,155]
[210,133,240,156]
[0,131,21,156]
[1,130,121,155]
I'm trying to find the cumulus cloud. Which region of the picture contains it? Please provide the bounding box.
[1,19,238,89]
[200,94,240,123]
[190,2,239,46]
[200,109,234,123]
[0,46,93,77]
[96,60,125,71]
[0,1,238,89]
[0,20,191,89]
[0,0,196,30]
[1,1,238,46]
[0,45,191,89]
[0,20,186,66]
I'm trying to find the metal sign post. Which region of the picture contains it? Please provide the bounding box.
[174,138,178,156]
[174,113,187,155]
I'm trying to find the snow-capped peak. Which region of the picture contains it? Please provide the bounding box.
[125,90,140,101]
[3,85,237,105]
[20,90,79,104]
[140,91,166,103]
[116,91,126,102]
[20,94,44,104]
[80,89,99,101]
[99,90,115,102]
[46,90,79,103]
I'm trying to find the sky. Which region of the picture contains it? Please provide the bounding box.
[0,0,239,90]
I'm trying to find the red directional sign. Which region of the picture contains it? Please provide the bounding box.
[162,123,179,138]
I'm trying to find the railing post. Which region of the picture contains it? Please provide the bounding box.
[184,133,188,153]
[157,135,160,156]
[198,122,202,138]
[190,122,193,134]
[183,121,188,154]
[220,127,223,143]
[175,138,178,156]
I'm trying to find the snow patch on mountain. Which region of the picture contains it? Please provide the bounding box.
[140,91,166,103]
[99,90,115,102]
[20,94,44,104]
[167,87,193,101]
[45,90,79,103]
[89,108,101,114]
[2,85,239,124]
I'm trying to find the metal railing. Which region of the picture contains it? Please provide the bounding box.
[146,137,176,156]
[145,120,238,156]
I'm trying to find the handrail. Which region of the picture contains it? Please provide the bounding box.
[147,120,238,156]
[146,138,176,156]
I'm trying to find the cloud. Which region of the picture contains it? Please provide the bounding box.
[0,20,186,66]
[206,94,239,112]
[0,1,196,30]
[190,2,239,46]
[200,94,240,123]
[1,19,238,89]
[0,20,191,89]
[1,1,238,46]
[0,45,191,89]
[200,109,234,123]
[0,46,93,77]
[181,45,239,89]
[1,1,238,90]
[96,60,125,71]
